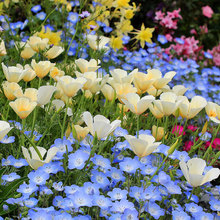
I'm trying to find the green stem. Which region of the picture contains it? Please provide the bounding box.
[137,115,140,138]
[61,98,69,138]
[31,107,38,138]
[188,187,195,202]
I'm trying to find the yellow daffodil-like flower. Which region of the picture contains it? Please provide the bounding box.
[37,27,62,46]
[116,0,130,8]
[2,81,22,100]
[180,158,220,187]
[9,97,37,119]
[125,134,161,158]
[152,125,164,141]
[31,60,55,79]
[110,36,123,51]
[133,23,154,48]
[0,121,13,141]
[22,146,58,170]
[116,19,133,35]
[101,84,115,101]
[177,96,207,119]
[73,125,89,141]
[121,93,155,115]
[82,111,121,140]
[205,102,220,124]
[125,9,134,19]
[75,58,100,73]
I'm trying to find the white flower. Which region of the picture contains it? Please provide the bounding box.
[179,158,220,187]
[87,34,110,51]
[82,111,121,139]
[0,121,13,141]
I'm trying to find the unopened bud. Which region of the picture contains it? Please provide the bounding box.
[201,120,208,134]
[168,139,179,155]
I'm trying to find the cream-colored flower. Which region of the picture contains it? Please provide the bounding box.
[161,85,188,96]
[101,84,115,101]
[82,111,121,140]
[22,64,36,82]
[115,83,137,102]
[205,102,220,124]
[37,86,57,106]
[14,88,38,102]
[147,86,163,97]
[0,121,13,141]
[20,42,36,59]
[74,125,89,141]
[147,69,176,90]
[75,58,100,73]
[154,92,182,116]
[58,76,86,97]
[152,125,164,141]
[28,36,49,52]
[179,158,220,187]
[31,60,55,78]
[9,97,37,119]
[125,134,161,157]
[44,46,64,59]
[121,93,155,115]
[50,67,65,81]
[87,34,110,51]
[149,101,164,119]
[133,71,155,94]
[22,146,58,170]
[52,99,65,111]
[109,68,137,87]
[0,39,7,56]
[177,96,207,119]
[2,81,22,100]
[2,63,24,82]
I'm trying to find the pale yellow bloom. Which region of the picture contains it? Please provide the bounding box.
[14,88,38,102]
[2,63,24,83]
[22,64,36,82]
[152,125,164,141]
[177,96,207,119]
[44,46,64,59]
[161,85,188,96]
[101,84,115,101]
[31,60,55,79]
[205,102,220,124]
[9,97,37,119]
[180,158,220,187]
[75,58,100,73]
[50,67,65,81]
[0,39,6,56]
[2,81,22,100]
[20,42,36,59]
[22,146,58,170]
[149,101,164,119]
[87,34,110,51]
[74,125,89,141]
[0,121,13,141]
[28,36,49,52]
[121,93,155,115]
[125,134,161,157]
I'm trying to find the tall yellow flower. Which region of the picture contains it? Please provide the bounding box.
[117,0,130,8]
[110,36,123,51]
[133,24,154,48]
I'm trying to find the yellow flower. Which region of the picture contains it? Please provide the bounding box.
[9,97,37,119]
[134,24,154,48]
[50,67,65,80]
[2,81,22,100]
[110,36,123,51]
[125,9,134,19]
[117,0,130,8]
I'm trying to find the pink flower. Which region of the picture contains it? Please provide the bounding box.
[165,34,173,42]
[183,141,194,151]
[202,6,214,18]
[190,29,197,35]
[167,8,182,19]
[155,11,165,20]
[187,125,198,132]
[213,138,220,150]
[200,24,208,34]
[172,125,186,136]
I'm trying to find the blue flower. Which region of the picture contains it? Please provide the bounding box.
[165,181,182,194]
[53,181,64,191]
[204,52,213,59]
[28,210,51,220]
[36,12,46,20]
[172,210,191,220]
[17,182,38,196]
[119,157,140,174]
[122,208,139,220]
[54,213,73,220]
[107,167,125,182]
[141,165,157,175]
[91,155,111,169]
[12,158,28,168]
[157,35,168,44]
[113,127,128,137]
[67,12,79,24]
[39,186,53,195]
[209,198,220,211]
[103,26,113,33]
[142,185,161,201]
[146,202,164,219]
[91,170,110,188]
[194,212,214,220]
[28,170,50,185]
[111,199,135,213]
[39,161,64,174]
[2,172,20,182]
[93,195,112,209]
[64,184,80,196]
[185,202,203,215]
[69,190,92,208]
[176,151,190,162]
[2,155,16,166]
[83,182,100,195]
[0,135,15,144]
[68,149,89,170]
[24,197,38,208]
[175,38,185,44]
[158,171,171,185]
[129,186,143,202]
[31,5,42,13]
[107,188,128,201]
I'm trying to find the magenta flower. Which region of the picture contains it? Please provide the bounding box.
[202,6,214,18]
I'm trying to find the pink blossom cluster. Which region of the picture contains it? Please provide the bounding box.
[163,36,200,59]
[208,44,220,67]
[155,9,182,30]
